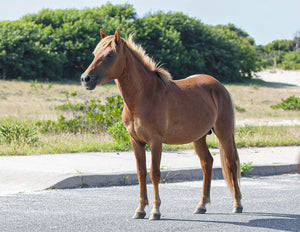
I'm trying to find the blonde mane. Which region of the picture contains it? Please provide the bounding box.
[93,34,172,86]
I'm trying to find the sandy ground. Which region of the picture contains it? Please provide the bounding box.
[255,69,300,86]
[236,69,300,126]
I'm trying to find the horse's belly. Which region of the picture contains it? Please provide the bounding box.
[162,121,213,144]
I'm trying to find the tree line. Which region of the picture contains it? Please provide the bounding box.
[257,36,300,70]
[0,3,299,82]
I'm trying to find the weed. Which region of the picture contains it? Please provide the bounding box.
[0,123,39,145]
[30,79,38,89]
[121,175,129,185]
[160,172,170,184]
[75,169,84,174]
[235,105,246,113]
[271,95,300,110]
[250,84,260,90]
[241,161,253,176]
[236,124,254,137]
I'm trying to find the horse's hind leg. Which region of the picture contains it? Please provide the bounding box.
[192,136,213,214]
[215,128,243,213]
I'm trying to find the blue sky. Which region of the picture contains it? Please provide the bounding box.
[0,0,299,45]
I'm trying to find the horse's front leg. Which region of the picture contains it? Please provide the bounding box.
[149,139,162,220]
[130,137,148,219]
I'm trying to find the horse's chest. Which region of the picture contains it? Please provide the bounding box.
[123,116,151,143]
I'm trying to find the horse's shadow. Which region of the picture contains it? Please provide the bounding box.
[161,212,300,231]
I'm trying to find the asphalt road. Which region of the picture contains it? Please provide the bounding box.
[0,175,299,232]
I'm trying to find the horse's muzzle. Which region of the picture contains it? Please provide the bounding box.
[81,73,96,90]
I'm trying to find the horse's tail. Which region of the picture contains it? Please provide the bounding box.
[214,84,241,195]
[218,135,241,195]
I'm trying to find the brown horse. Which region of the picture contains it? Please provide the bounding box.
[81,29,243,220]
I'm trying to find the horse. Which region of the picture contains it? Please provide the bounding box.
[81,29,243,220]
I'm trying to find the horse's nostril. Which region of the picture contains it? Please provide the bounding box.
[81,74,91,83]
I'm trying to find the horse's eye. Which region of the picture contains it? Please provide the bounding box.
[107,52,114,58]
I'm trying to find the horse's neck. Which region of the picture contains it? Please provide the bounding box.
[116,54,160,111]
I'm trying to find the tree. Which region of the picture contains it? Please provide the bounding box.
[0,21,64,80]
[295,31,300,51]
[1,4,261,82]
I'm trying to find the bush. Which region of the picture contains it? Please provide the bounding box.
[108,120,130,145]
[0,123,39,145]
[271,95,300,110]
[1,4,261,82]
[37,94,125,134]
[0,4,133,81]
[131,13,258,81]
[280,51,300,70]
[256,39,299,69]
[0,21,65,80]
[241,162,253,176]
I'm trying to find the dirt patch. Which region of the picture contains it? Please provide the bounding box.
[255,69,300,86]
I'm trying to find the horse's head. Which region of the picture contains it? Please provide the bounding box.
[81,29,125,90]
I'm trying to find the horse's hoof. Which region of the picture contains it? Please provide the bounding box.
[233,206,243,213]
[193,208,206,214]
[132,212,146,219]
[149,213,161,220]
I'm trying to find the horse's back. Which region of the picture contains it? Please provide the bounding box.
[159,74,231,144]
[174,74,224,91]
[175,74,235,136]
[170,74,230,106]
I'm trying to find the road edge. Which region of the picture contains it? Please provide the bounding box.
[48,164,298,190]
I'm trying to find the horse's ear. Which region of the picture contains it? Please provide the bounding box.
[100,29,107,39]
[114,29,120,44]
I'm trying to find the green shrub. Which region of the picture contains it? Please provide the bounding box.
[108,120,130,145]
[1,4,261,82]
[0,123,39,145]
[256,39,296,69]
[241,162,253,176]
[271,95,300,110]
[0,21,65,81]
[280,51,300,70]
[94,94,123,128]
[236,124,255,137]
[35,120,60,134]
[235,105,246,113]
[131,13,258,81]
[38,94,124,134]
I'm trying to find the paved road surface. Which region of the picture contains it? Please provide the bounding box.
[0,174,299,232]
[0,146,298,195]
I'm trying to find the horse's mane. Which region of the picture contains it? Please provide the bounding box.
[93,34,172,86]
[126,34,172,85]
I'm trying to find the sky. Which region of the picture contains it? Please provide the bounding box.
[0,0,299,45]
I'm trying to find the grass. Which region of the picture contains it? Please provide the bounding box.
[0,78,299,155]
[1,78,298,122]
[226,80,300,121]
[0,79,118,120]
[0,125,298,155]
[241,162,254,176]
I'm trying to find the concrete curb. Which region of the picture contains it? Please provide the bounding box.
[49,164,298,190]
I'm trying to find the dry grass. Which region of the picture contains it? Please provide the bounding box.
[0,77,299,155]
[227,81,300,121]
[1,79,299,122]
[0,80,118,120]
